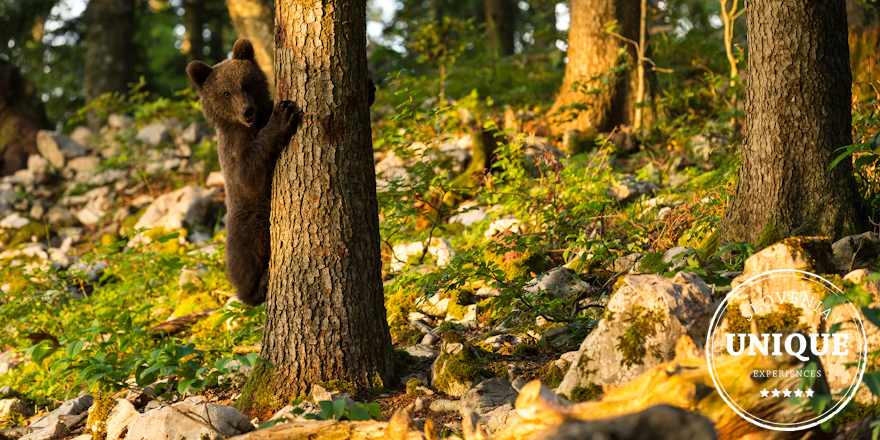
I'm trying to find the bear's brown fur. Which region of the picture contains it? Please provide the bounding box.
[187,39,302,305]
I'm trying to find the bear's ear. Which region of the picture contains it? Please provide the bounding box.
[232,39,255,61]
[186,61,213,89]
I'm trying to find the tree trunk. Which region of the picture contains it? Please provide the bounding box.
[723,0,865,245]
[238,0,393,415]
[0,60,49,176]
[183,0,205,60]
[547,0,640,135]
[225,0,275,89]
[485,0,516,56]
[83,0,135,101]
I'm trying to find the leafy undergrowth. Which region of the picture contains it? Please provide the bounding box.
[2,61,879,436]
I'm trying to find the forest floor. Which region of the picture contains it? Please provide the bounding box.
[0,81,878,439]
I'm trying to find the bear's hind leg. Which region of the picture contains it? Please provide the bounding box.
[225,214,269,305]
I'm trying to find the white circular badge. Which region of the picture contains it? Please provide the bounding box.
[705,269,868,431]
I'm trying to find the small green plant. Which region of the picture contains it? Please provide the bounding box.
[305,398,382,421]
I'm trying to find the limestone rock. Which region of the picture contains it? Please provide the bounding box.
[460,378,517,433]
[24,395,93,440]
[524,267,590,300]
[557,272,713,396]
[738,236,833,281]
[123,397,253,440]
[831,231,880,272]
[135,122,170,146]
[431,344,489,398]
[609,176,658,202]
[134,186,216,232]
[0,398,31,418]
[0,212,28,229]
[105,399,139,440]
[67,156,100,176]
[532,404,715,440]
[391,238,455,271]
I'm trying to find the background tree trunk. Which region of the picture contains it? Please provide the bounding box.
[238,0,393,415]
[485,0,516,56]
[183,0,205,60]
[723,0,865,245]
[83,0,135,101]
[547,0,640,135]
[225,0,275,88]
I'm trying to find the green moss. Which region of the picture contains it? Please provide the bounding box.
[539,361,565,389]
[384,287,421,345]
[615,305,666,368]
[725,302,806,334]
[432,345,490,396]
[405,377,427,396]
[568,383,603,402]
[5,222,52,247]
[85,389,114,440]
[236,361,286,418]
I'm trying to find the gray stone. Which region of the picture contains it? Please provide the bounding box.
[557,273,713,397]
[535,404,716,440]
[24,395,92,440]
[134,186,216,232]
[36,131,66,168]
[67,156,100,176]
[524,266,590,300]
[27,155,49,177]
[609,175,658,202]
[662,246,695,271]
[136,122,170,146]
[0,398,30,418]
[428,399,461,413]
[449,203,488,226]
[205,171,225,188]
[0,213,28,229]
[0,351,19,375]
[107,114,133,130]
[69,127,94,148]
[459,378,516,433]
[832,231,880,272]
[611,252,644,273]
[105,399,139,440]
[180,122,203,144]
[403,344,439,361]
[123,398,252,440]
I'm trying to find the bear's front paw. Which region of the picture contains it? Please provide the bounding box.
[273,100,303,140]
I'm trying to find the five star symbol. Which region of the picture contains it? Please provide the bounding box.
[760,388,816,399]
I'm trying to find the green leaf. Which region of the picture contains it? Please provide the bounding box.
[863,372,880,396]
[863,307,880,328]
[332,398,347,420]
[829,143,866,171]
[28,341,57,364]
[317,400,334,420]
[156,231,180,243]
[348,404,370,421]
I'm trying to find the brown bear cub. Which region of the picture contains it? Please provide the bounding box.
[186,39,302,305]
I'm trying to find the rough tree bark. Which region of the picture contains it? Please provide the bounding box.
[723,0,865,244]
[238,0,393,415]
[183,0,205,60]
[547,0,640,135]
[485,0,516,56]
[225,0,275,88]
[83,0,135,101]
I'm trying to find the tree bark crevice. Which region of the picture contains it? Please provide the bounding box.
[723,0,865,245]
[239,0,393,415]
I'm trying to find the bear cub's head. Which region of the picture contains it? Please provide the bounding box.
[186,39,272,129]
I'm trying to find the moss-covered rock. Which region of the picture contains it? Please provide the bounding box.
[431,343,491,398]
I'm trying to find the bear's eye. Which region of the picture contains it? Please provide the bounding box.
[223,91,232,98]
